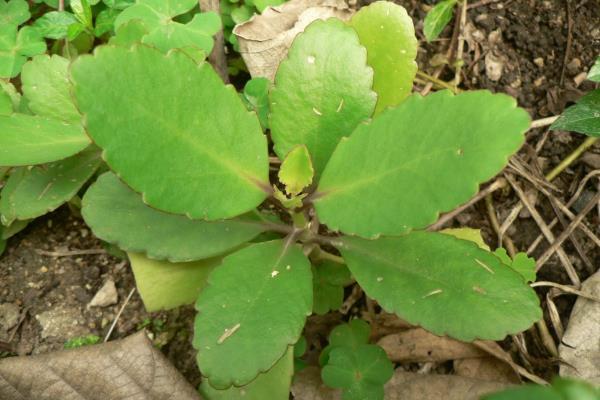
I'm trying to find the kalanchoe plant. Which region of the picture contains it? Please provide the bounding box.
[2,0,542,397]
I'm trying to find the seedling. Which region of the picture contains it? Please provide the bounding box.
[0,1,544,398]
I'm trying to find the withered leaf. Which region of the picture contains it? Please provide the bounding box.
[0,331,200,400]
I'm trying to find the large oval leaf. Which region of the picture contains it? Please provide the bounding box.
[551,89,600,136]
[270,18,377,174]
[338,232,541,341]
[350,1,417,114]
[199,346,294,400]
[71,45,269,220]
[194,240,312,389]
[21,54,80,124]
[83,172,269,262]
[0,114,89,166]
[128,252,221,312]
[315,90,530,237]
[0,148,102,225]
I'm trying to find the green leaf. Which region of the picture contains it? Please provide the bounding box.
[313,261,351,315]
[0,0,30,26]
[70,0,93,28]
[230,4,252,24]
[0,80,20,112]
[319,319,371,366]
[0,149,101,225]
[114,0,198,29]
[0,114,89,166]
[423,0,457,42]
[1,219,29,239]
[482,378,600,400]
[338,232,541,341]
[588,57,600,82]
[493,248,536,283]
[109,19,150,46]
[194,240,312,389]
[350,1,417,114]
[82,172,269,262]
[94,8,120,36]
[441,227,489,250]
[253,0,283,12]
[321,344,393,400]
[0,25,46,78]
[32,11,78,39]
[315,90,530,238]
[279,145,314,196]
[66,22,85,41]
[0,87,12,116]
[200,346,294,400]
[551,89,600,137]
[72,45,269,220]
[141,12,220,57]
[270,18,377,174]
[242,77,270,130]
[21,55,81,124]
[128,252,220,311]
[103,0,134,9]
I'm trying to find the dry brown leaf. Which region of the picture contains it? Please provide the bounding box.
[377,328,485,363]
[291,367,511,400]
[559,270,600,384]
[0,331,200,400]
[454,357,520,384]
[384,371,511,400]
[233,0,352,81]
[291,366,341,400]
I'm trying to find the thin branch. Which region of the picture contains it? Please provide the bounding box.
[530,116,559,129]
[504,173,580,287]
[199,0,229,83]
[104,288,136,342]
[36,249,106,257]
[535,191,600,270]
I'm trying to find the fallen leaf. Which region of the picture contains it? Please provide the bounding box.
[559,270,600,384]
[383,371,511,400]
[292,366,341,400]
[233,0,352,81]
[0,331,200,399]
[291,368,511,400]
[454,357,520,384]
[377,328,485,363]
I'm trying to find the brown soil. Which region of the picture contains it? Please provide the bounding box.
[1,0,599,391]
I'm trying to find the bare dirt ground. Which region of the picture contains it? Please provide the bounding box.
[0,0,599,390]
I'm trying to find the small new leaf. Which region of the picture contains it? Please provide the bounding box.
[279,145,314,196]
[551,89,600,137]
[0,0,30,26]
[588,57,600,83]
[32,11,78,39]
[313,261,352,315]
[493,248,536,283]
[321,345,393,400]
[0,25,46,78]
[424,0,458,42]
